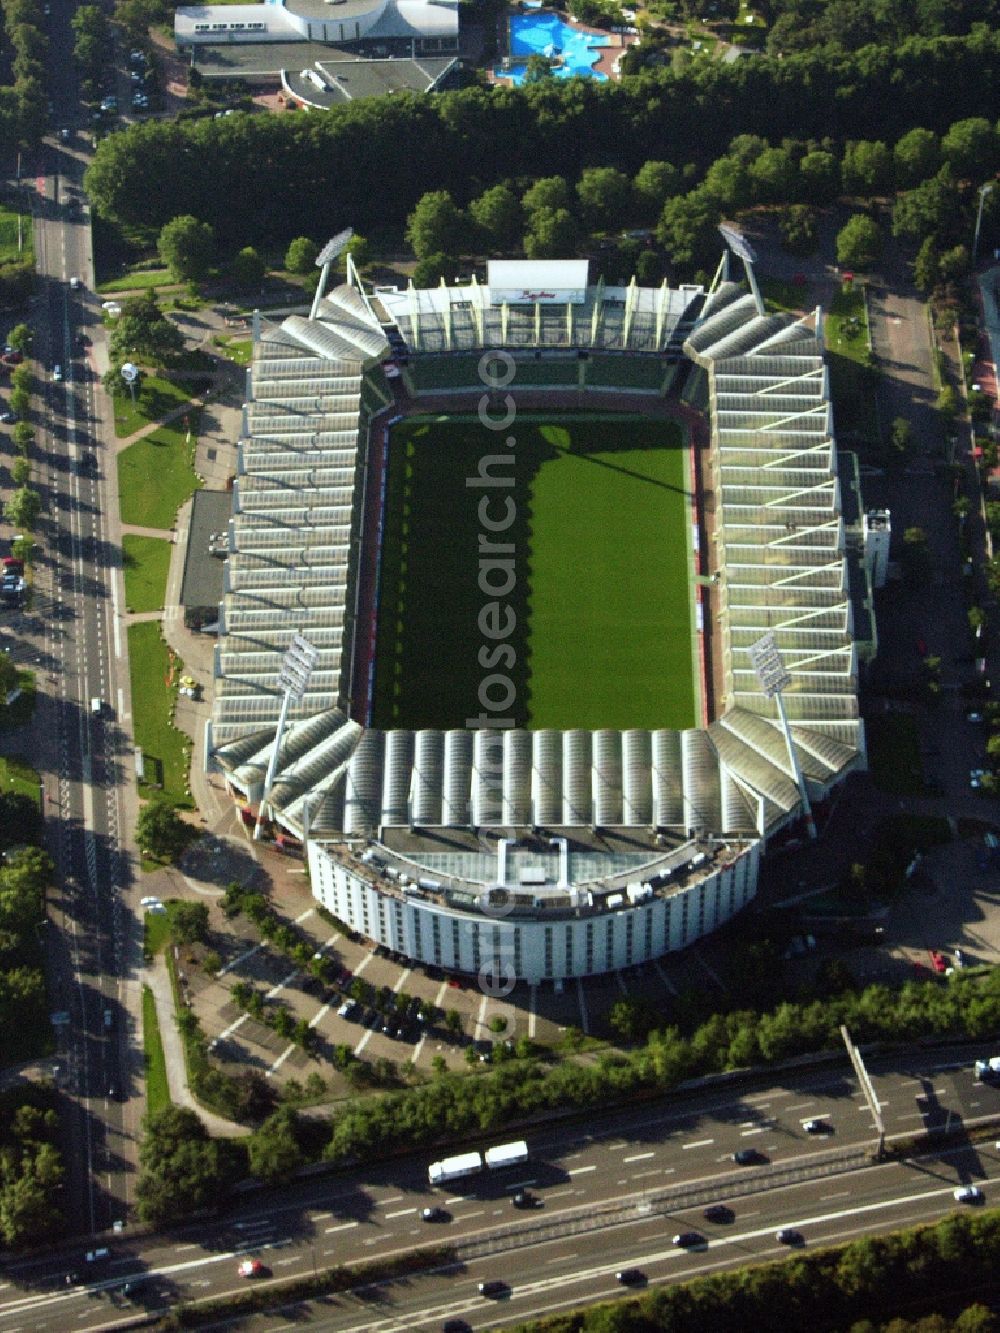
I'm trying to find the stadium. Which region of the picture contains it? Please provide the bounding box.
[206,252,879,985]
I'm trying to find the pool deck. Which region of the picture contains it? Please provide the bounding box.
[491,6,638,84]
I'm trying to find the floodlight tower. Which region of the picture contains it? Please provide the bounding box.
[718,223,766,316]
[310,227,354,318]
[254,633,319,839]
[748,631,817,840]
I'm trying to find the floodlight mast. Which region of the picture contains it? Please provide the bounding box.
[718,224,766,316]
[748,632,817,840]
[254,633,319,840]
[310,228,354,318]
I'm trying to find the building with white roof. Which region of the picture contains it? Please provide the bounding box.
[174,0,458,49]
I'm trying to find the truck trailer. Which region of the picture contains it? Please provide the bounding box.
[484,1140,529,1171]
[428,1151,483,1186]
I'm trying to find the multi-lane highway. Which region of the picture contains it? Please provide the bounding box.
[15,119,139,1234]
[2,1045,999,1329]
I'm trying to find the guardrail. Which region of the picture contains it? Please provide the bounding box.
[456,1145,874,1261]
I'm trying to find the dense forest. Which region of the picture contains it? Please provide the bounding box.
[85,27,1000,259]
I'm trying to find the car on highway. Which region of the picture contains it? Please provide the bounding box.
[478,1279,507,1297]
[672,1231,703,1248]
[954,1185,984,1204]
[421,1207,448,1222]
[803,1118,831,1134]
[776,1227,802,1244]
[52,364,62,382]
[69,277,81,289]
[238,1258,264,1278]
[733,1148,762,1165]
[442,1321,471,1333]
[615,1268,645,1285]
[703,1204,733,1223]
[512,1190,533,1209]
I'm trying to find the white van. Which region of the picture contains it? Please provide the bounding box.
[91,697,102,715]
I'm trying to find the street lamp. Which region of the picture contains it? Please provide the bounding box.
[972,183,994,269]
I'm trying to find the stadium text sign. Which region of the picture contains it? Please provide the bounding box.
[492,287,586,305]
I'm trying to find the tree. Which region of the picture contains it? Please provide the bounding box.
[892,167,962,245]
[608,999,643,1043]
[657,189,721,273]
[135,1106,231,1226]
[9,386,29,418]
[841,140,892,197]
[523,207,578,259]
[444,1008,462,1036]
[6,323,31,353]
[405,190,464,260]
[778,205,818,255]
[136,800,191,863]
[913,236,939,292]
[893,128,941,188]
[576,166,632,229]
[0,652,20,701]
[411,251,458,287]
[157,215,215,283]
[888,416,913,461]
[169,900,209,945]
[835,214,882,269]
[469,184,522,252]
[797,149,840,204]
[748,146,797,203]
[521,175,570,216]
[12,422,33,455]
[633,160,678,223]
[941,117,998,180]
[284,236,319,275]
[522,53,553,84]
[343,233,371,271]
[109,291,184,365]
[230,246,265,290]
[247,1108,303,1183]
[11,458,29,487]
[4,487,40,531]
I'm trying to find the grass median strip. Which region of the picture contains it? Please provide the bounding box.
[143,983,170,1117]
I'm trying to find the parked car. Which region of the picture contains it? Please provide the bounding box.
[930,950,948,974]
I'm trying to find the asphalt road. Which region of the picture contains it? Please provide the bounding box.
[12,118,138,1233]
[2,1045,999,1329]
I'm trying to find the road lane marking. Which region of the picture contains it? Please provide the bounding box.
[623,1152,654,1163]
[683,1139,714,1149]
[740,1128,765,1136]
[568,1165,596,1176]
[324,1221,359,1234]
[821,1190,850,1201]
[384,1208,415,1220]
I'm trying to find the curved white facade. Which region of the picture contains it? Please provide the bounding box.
[309,836,761,985]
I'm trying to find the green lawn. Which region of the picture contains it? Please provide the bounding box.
[122,534,172,612]
[119,418,201,529]
[372,415,696,731]
[0,206,33,266]
[113,375,194,439]
[96,268,181,295]
[142,984,170,1116]
[127,621,191,804]
[212,336,252,366]
[0,671,36,732]
[0,755,39,801]
[762,277,810,315]
[144,908,171,957]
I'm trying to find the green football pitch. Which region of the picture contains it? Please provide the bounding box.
[371,414,697,732]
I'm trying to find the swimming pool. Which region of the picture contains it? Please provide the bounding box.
[497,11,610,83]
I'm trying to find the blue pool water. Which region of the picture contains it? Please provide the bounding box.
[497,12,610,83]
